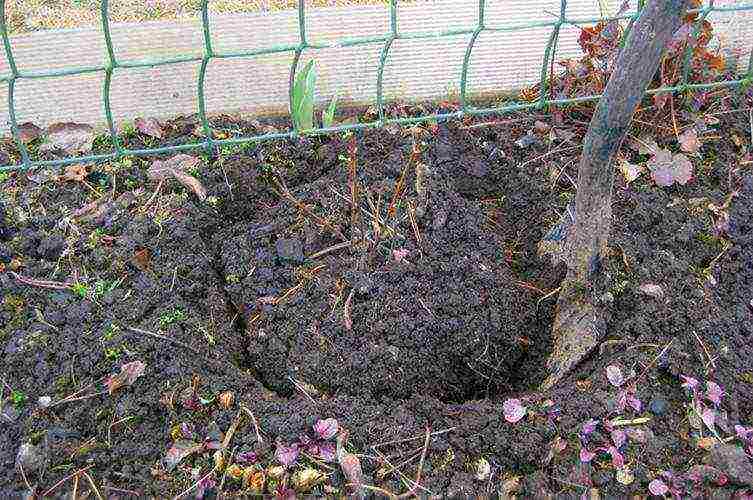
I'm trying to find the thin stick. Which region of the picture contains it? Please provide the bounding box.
[308,241,351,260]
[50,391,107,408]
[42,465,94,497]
[635,339,674,382]
[82,471,104,500]
[240,405,264,443]
[396,426,432,498]
[692,330,716,372]
[142,178,164,212]
[374,427,455,449]
[288,377,317,405]
[128,327,200,354]
[103,486,141,496]
[536,286,561,310]
[517,145,580,170]
[10,272,72,290]
[17,462,33,493]
[343,289,355,331]
[72,475,79,500]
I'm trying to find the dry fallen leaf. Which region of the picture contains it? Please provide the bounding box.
[61,164,87,182]
[638,283,664,300]
[134,117,164,139]
[18,122,43,144]
[132,248,151,271]
[41,122,95,154]
[147,154,206,200]
[619,160,644,183]
[697,436,717,451]
[105,360,146,394]
[679,128,701,154]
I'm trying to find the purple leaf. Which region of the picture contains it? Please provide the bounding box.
[611,430,627,449]
[606,365,625,387]
[734,425,753,441]
[503,399,527,423]
[581,419,599,437]
[163,439,202,471]
[705,381,723,407]
[579,447,595,463]
[195,475,216,500]
[134,117,164,139]
[276,442,300,467]
[651,165,675,187]
[317,441,336,462]
[313,418,339,440]
[627,395,643,413]
[681,375,699,391]
[701,407,716,429]
[649,478,669,495]
[180,422,195,439]
[607,446,624,468]
[236,450,257,464]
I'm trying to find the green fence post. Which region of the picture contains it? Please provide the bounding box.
[101,0,123,156]
[288,0,309,135]
[538,0,567,110]
[376,0,398,125]
[198,0,215,154]
[0,0,31,169]
[459,0,486,112]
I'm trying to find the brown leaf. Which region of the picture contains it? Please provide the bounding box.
[172,170,207,201]
[679,128,701,154]
[18,122,43,144]
[132,248,151,271]
[147,154,206,200]
[105,360,146,394]
[697,437,717,451]
[134,117,164,139]
[41,123,95,154]
[534,120,551,133]
[61,164,87,182]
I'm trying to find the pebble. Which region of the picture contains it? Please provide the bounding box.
[38,396,52,409]
[275,238,304,264]
[649,397,667,416]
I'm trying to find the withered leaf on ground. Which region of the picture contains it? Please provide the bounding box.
[163,439,203,471]
[679,127,701,154]
[147,154,206,200]
[18,122,43,144]
[41,122,95,154]
[134,117,164,139]
[105,360,146,394]
[61,164,87,182]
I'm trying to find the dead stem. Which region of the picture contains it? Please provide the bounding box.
[373,427,455,450]
[11,272,72,290]
[517,145,580,170]
[288,377,318,405]
[343,289,355,331]
[128,326,200,354]
[42,465,95,497]
[308,241,352,260]
[692,330,716,373]
[82,471,104,500]
[240,405,265,443]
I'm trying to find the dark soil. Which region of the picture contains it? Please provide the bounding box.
[1,97,752,498]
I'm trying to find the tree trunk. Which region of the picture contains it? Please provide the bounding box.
[542,0,690,390]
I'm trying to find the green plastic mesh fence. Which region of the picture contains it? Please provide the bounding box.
[1,0,752,171]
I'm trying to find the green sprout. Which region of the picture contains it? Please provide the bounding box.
[10,389,27,408]
[290,60,338,132]
[71,282,89,299]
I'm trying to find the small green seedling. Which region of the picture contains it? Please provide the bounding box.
[290,60,338,132]
[10,389,27,408]
[71,282,89,299]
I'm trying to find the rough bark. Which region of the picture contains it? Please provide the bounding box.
[542,0,690,390]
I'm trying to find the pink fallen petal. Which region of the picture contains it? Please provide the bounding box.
[503,399,527,423]
[649,478,669,495]
[611,430,627,449]
[705,381,723,406]
[579,447,595,463]
[681,375,699,390]
[701,407,716,429]
[313,418,339,440]
[606,365,625,387]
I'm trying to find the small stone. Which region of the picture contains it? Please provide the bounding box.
[709,445,753,486]
[16,443,45,474]
[1,401,21,423]
[38,396,52,408]
[275,238,304,264]
[649,398,667,416]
